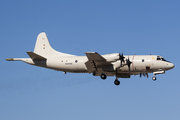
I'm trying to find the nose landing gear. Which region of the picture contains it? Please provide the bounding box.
[152,76,157,81]
[152,71,165,81]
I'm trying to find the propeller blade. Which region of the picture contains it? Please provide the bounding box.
[126,56,132,74]
[119,52,125,61]
[119,52,125,67]
[128,64,130,73]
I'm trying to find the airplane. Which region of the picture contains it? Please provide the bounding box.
[6,32,175,85]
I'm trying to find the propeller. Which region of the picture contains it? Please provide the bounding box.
[119,52,125,67]
[126,56,132,73]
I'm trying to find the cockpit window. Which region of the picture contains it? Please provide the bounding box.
[161,58,167,61]
[157,58,161,60]
[157,56,167,61]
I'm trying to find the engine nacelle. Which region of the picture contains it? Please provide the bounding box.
[103,53,119,62]
[112,60,121,70]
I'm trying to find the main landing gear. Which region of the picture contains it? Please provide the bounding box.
[114,78,120,86]
[100,74,107,80]
[100,74,120,86]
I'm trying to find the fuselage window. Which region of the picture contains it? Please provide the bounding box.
[142,59,144,62]
[75,60,78,63]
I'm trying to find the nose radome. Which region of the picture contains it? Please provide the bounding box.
[172,63,175,68]
[168,63,175,69]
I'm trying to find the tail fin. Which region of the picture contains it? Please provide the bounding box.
[34,32,74,58]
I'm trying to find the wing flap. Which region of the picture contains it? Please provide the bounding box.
[96,62,112,67]
[85,61,97,73]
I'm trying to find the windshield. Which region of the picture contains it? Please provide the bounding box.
[157,56,169,62]
[161,58,166,61]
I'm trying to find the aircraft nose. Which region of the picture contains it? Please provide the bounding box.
[167,62,175,70]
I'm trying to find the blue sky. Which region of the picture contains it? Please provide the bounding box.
[1,0,180,120]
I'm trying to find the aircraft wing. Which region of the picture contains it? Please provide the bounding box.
[85,52,112,73]
[85,52,106,62]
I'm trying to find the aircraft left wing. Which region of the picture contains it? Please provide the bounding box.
[85,52,112,73]
[85,52,106,62]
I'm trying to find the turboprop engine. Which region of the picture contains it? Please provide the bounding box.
[103,53,125,70]
[103,53,120,62]
[110,52,132,73]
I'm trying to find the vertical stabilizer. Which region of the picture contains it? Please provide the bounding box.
[34,32,74,58]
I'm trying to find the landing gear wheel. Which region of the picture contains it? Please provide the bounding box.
[101,74,107,80]
[114,79,120,85]
[152,76,156,81]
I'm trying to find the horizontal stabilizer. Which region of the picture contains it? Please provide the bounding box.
[26,51,46,61]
